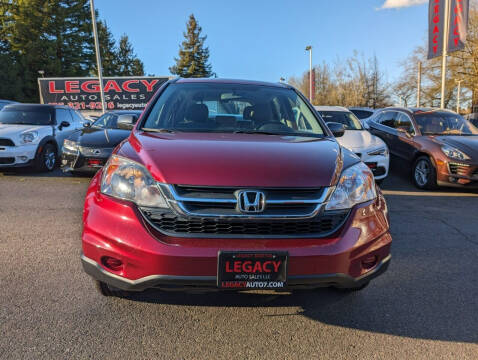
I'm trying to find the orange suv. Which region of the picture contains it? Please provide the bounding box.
[367,107,478,189]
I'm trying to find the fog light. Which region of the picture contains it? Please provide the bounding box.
[101,256,123,271]
[18,156,28,162]
[362,255,378,270]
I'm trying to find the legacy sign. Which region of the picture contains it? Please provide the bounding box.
[38,77,170,111]
[428,0,470,59]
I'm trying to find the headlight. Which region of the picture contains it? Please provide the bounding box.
[101,155,168,208]
[20,131,38,144]
[367,146,388,157]
[441,145,470,161]
[325,162,377,210]
[63,139,79,151]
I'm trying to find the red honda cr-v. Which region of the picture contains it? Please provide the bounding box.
[81,78,392,297]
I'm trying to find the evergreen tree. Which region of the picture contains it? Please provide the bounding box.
[116,35,144,76]
[96,20,118,76]
[48,0,94,75]
[170,14,214,78]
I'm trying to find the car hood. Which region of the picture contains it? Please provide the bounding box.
[337,130,385,152]
[122,132,346,187]
[0,124,46,138]
[435,135,478,159]
[75,127,131,147]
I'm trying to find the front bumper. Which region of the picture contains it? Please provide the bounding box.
[61,146,110,172]
[0,144,38,167]
[436,160,478,188]
[82,172,392,291]
[81,252,391,291]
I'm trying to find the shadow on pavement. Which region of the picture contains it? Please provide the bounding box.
[120,160,478,344]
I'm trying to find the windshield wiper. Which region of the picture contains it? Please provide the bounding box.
[233,130,289,136]
[141,128,176,133]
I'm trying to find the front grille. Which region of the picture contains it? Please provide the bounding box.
[79,146,113,157]
[0,138,15,147]
[163,185,328,218]
[141,209,350,238]
[448,162,471,176]
[0,157,15,164]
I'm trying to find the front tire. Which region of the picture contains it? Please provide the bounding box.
[35,143,57,172]
[412,156,437,190]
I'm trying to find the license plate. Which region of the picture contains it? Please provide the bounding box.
[217,251,288,289]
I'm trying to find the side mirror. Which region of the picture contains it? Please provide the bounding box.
[397,128,412,138]
[326,122,345,138]
[117,114,136,130]
[83,122,91,128]
[59,121,70,129]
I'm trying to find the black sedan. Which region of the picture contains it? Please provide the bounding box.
[61,110,141,174]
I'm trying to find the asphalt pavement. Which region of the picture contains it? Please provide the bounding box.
[0,163,477,359]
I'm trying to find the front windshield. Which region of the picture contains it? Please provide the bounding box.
[142,83,325,137]
[415,112,478,136]
[318,111,363,130]
[93,113,119,129]
[0,109,52,125]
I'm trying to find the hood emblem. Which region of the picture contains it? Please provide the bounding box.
[236,190,266,214]
[93,149,101,155]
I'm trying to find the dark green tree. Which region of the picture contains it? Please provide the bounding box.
[116,35,144,76]
[95,20,118,76]
[169,14,214,78]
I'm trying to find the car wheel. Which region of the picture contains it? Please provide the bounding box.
[334,281,369,292]
[412,156,437,190]
[95,281,130,298]
[35,143,57,172]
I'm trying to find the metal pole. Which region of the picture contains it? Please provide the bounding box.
[305,46,312,102]
[90,0,106,114]
[456,79,462,113]
[309,48,312,102]
[417,61,421,107]
[440,0,451,109]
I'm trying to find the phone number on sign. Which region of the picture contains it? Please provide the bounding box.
[47,102,115,110]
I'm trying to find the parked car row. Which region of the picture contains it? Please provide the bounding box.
[2,99,477,192]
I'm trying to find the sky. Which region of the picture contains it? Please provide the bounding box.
[95,0,430,83]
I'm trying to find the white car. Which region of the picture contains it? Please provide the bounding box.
[0,104,85,171]
[315,106,389,182]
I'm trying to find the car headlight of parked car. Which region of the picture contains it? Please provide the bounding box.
[63,139,79,151]
[325,162,377,210]
[20,131,39,144]
[441,145,470,161]
[367,146,388,157]
[101,155,169,208]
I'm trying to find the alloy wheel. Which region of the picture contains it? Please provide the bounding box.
[45,148,56,170]
[414,159,429,187]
